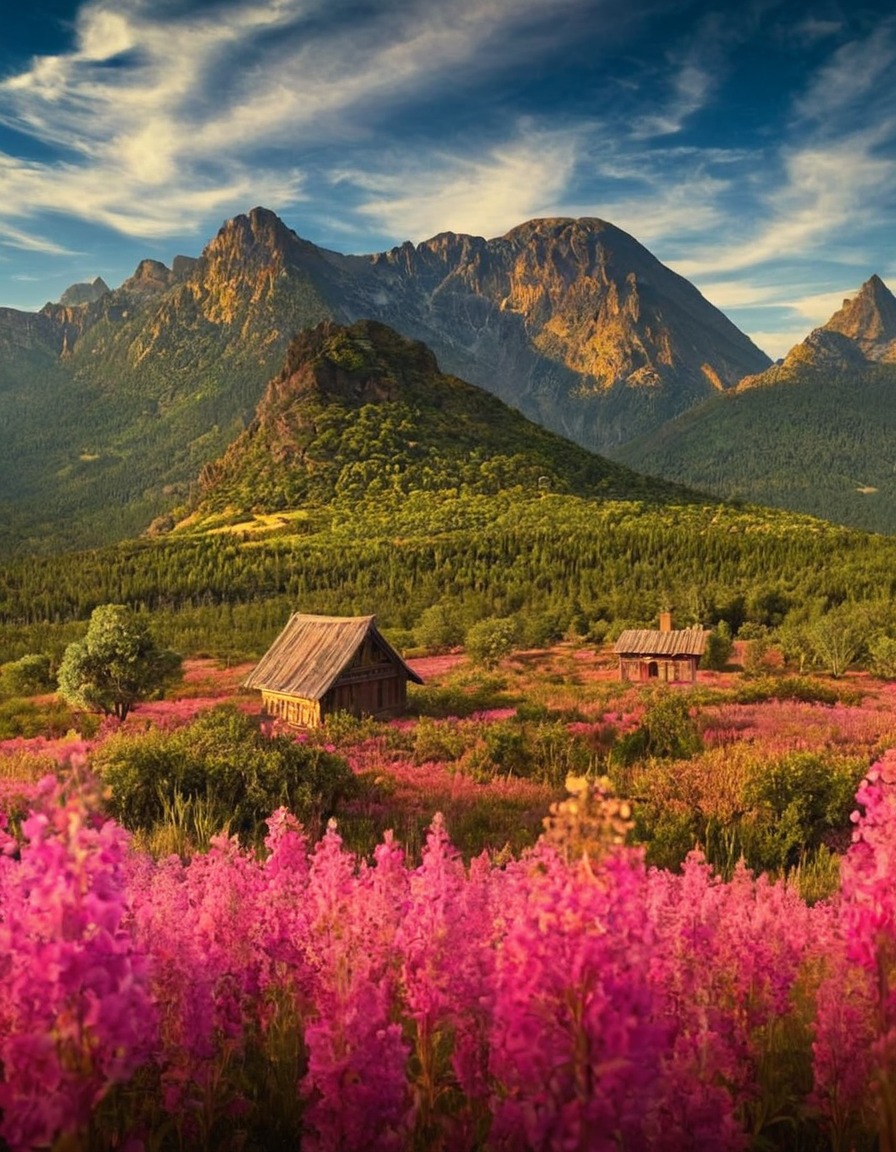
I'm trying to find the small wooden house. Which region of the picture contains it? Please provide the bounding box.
[243,613,423,727]
[614,615,708,684]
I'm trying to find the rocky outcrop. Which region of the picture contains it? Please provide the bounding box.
[738,275,896,389]
[822,274,896,362]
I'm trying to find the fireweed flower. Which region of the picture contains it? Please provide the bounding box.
[300,822,411,1151]
[830,753,896,1145]
[0,776,156,1152]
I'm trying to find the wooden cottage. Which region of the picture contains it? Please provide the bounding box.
[614,616,708,684]
[243,613,423,728]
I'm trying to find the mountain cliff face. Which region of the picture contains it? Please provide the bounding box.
[41,207,770,443]
[0,207,769,553]
[352,217,771,449]
[613,276,896,534]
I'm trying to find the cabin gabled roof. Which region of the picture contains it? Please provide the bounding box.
[613,625,708,658]
[243,613,423,700]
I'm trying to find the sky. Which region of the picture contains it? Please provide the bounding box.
[0,0,894,360]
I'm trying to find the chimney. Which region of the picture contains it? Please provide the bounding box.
[659,610,672,633]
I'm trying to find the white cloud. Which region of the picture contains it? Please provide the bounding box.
[0,0,584,246]
[631,59,714,139]
[794,20,896,125]
[670,135,895,282]
[336,128,580,242]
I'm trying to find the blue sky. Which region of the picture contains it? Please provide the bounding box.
[0,0,894,359]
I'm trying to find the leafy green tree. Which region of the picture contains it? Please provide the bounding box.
[416,601,465,651]
[465,616,518,668]
[805,604,868,678]
[58,604,182,721]
[702,621,733,671]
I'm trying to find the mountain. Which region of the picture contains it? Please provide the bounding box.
[612,276,896,534]
[178,317,693,531]
[0,207,769,555]
[347,217,771,450]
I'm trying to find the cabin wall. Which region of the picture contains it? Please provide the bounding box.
[618,656,698,683]
[261,691,321,728]
[323,669,408,719]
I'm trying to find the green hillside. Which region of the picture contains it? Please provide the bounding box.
[2,321,896,667]
[181,319,691,525]
[612,362,896,535]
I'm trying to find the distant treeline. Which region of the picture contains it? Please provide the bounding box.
[1,493,893,664]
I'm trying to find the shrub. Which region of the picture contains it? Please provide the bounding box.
[610,689,703,767]
[702,622,733,671]
[0,696,96,740]
[465,617,518,669]
[0,654,53,697]
[741,751,865,873]
[93,705,356,844]
[732,675,842,706]
[868,633,896,679]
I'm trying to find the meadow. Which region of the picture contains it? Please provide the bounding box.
[3,642,896,1150]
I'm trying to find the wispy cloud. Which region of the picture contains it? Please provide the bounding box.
[671,135,895,281]
[793,17,896,127]
[0,0,585,249]
[631,58,715,139]
[334,127,581,243]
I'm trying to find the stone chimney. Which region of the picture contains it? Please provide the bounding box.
[659,610,673,633]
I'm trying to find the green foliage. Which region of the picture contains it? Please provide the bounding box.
[92,704,357,843]
[465,616,518,668]
[702,621,733,671]
[803,603,869,677]
[730,676,843,706]
[611,689,703,767]
[868,633,896,679]
[0,695,96,740]
[0,653,53,696]
[615,360,896,535]
[57,604,182,721]
[4,483,896,673]
[460,719,594,787]
[415,602,465,651]
[739,752,864,872]
[625,746,865,879]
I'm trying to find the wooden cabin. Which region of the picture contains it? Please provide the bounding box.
[243,613,423,728]
[614,615,708,684]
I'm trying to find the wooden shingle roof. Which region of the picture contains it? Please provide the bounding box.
[613,626,708,658]
[243,613,423,700]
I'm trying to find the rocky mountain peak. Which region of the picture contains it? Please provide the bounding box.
[822,274,896,360]
[120,260,175,300]
[57,276,110,307]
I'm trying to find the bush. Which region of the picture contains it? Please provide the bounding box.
[610,689,703,767]
[702,622,733,671]
[732,676,842,706]
[741,751,865,873]
[0,696,97,740]
[868,633,896,679]
[465,617,518,668]
[0,653,54,697]
[93,705,357,843]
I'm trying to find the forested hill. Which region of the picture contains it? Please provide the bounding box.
[613,276,896,535]
[174,318,697,532]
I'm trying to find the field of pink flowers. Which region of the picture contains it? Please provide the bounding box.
[3,646,896,1148]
